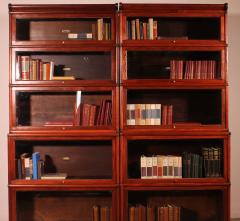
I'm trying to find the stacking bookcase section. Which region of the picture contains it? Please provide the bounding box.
[122,49,225,82]
[120,135,229,185]
[10,187,118,221]
[11,47,116,86]
[119,3,229,221]
[122,186,229,221]
[119,3,227,44]
[9,4,116,46]
[10,87,116,133]
[9,135,118,185]
[123,88,225,132]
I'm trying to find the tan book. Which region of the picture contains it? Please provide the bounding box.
[141,155,147,179]
[97,18,104,40]
[131,20,136,40]
[148,18,154,40]
[136,19,140,40]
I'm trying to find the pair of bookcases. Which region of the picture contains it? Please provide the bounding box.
[8,3,229,221]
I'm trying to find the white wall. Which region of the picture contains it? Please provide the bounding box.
[0,0,239,220]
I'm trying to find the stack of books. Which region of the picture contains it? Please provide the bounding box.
[157,205,181,221]
[140,155,182,179]
[127,104,173,126]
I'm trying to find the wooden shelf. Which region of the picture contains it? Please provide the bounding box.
[123,178,229,186]
[122,79,226,89]
[122,40,227,48]
[11,40,116,47]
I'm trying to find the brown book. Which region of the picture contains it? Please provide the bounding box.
[163,206,169,221]
[100,206,107,221]
[147,206,155,221]
[168,206,174,221]
[129,206,135,221]
[157,207,164,221]
[131,20,136,40]
[173,207,180,221]
[93,205,100,221]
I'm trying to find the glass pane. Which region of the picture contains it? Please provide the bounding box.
[127,17,220,40]
[16,91,112,127]
[15,140,112,180]
[17,191,112,221]
[128,190,224,221]
[127,51,221,80]
[16,52,111,81]
[127,139,224,179]
[16,18,111,41]
[127,89,222,125]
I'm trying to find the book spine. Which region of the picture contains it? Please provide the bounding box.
[152,156,158,178]
[146,157,153,179]
[32,152,40,180]
[141,155,147,179]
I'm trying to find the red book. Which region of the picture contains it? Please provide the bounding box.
[162,105,168,125]
[167,105,173,125]
[89,105,97,126]
[82,104,91,126]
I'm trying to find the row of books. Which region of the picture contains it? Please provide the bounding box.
[170,60,216,80]
[202,147,222,177]
[74,92,112,126]
[129,205,181,221]
[17,152,67,180]
[68,19,111,40]
[127,18,157,40]
[17,56,54,80]
[182,152,203,178]
[127,104,173,126]
[141,155,182,179]
[92,205,112,221]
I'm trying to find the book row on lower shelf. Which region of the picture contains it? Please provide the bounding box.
[129,205,181,221]
[127,104,173,126]
[92,205,112,221]
[140,147,222,179]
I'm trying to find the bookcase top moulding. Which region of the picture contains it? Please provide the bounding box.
[8,4,117,13]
